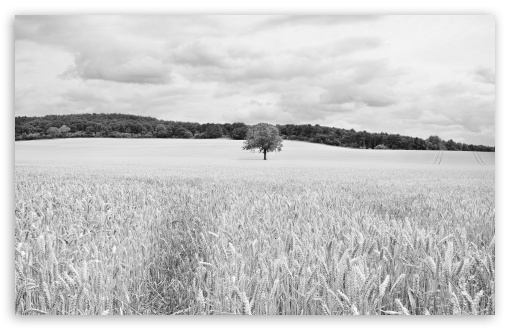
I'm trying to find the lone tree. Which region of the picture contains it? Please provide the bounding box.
[242,123,283,160]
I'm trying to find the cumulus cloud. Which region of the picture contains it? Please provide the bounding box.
[171,39,229,68]
[168,39,333,83]
[16,16,176,85]
[62,54,172,84]
[320,84,398,108]
[168,39,387,86]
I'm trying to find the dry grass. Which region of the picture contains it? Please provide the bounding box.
[14,139,495,315]
[14,166,494,315]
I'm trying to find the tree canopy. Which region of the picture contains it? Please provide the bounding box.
[46,127,60,137]
[242,123,283,160]
[14,113,495,152]
[58,125,71,134]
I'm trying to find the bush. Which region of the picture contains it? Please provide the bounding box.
[204,124,223,139]
[231,127,248,140]
[174,127,193,139]
[70,131,87,138]
[46,127,61,138]
[374,144,389,149]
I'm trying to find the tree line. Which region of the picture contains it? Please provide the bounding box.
[14,113,495,152]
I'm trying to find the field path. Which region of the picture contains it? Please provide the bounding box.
[475,152,486,165]
[437,151,444,165]
[473,152,483,165]
[433,151,441,165]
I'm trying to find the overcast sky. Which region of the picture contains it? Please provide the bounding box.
[15,15,495,145]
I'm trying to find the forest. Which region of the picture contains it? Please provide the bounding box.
[14,113,495,152]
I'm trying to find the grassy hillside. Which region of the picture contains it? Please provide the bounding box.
[15,138,495,168]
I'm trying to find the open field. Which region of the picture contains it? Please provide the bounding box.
[15,138,495,167]
[15,139,495,315]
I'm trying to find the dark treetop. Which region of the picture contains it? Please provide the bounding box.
[242,123,283,160]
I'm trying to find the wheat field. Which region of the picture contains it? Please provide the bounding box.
[14,139,495,315]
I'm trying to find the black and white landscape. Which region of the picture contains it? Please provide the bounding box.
[14,15,495,315]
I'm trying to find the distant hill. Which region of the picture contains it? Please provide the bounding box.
[15,113,495,152]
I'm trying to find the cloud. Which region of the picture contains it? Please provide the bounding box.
[228,106,280,123]
[308,60,402,109]
[299,37,382,59]
[16,16,175,85]
[169,38,386,86]
[411,80,495,134]
[169,41,331,83]
[473,67,495,85]
[62,54,172,85]
[416,110,454,126]
[15,16,81,46]
[14,17,388,87]
[171,39,229,68]
[276,90,355,122]
[260,15,381,29]
[320,84,398,107]
[228,55,330,82]
[332,59,404,85]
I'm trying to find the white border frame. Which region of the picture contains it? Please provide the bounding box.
[4,1,507,330]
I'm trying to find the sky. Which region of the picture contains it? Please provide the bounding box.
[14,15,495,146]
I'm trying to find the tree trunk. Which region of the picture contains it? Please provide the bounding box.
[263,149,267,160]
